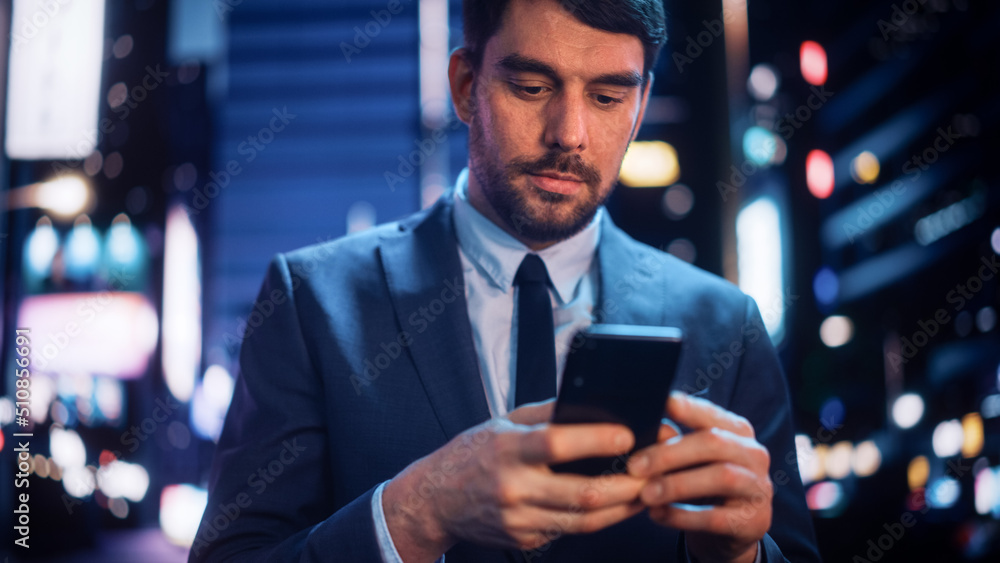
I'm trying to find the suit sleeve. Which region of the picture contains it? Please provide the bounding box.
[727,296,822,563]
[189,254,384,562]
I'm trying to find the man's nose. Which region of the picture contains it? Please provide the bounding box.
[543,92,588,152]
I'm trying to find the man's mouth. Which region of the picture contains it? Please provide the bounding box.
[527,172,584,195]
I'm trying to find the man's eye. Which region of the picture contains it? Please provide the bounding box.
[511,83,546,96]
[595,94,624,106]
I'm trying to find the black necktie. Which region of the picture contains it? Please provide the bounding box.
[513,254,557,407]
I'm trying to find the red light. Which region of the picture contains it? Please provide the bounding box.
[99,449,118,466]
[806,150,835,199]
[800,41,828,86]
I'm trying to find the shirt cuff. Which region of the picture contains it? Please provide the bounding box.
[371,480,446,563]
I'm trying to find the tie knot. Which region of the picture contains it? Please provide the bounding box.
[514,254,550,285]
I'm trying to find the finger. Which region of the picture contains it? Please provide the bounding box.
[629,428,769,478]
[508,399,556,426]
[522,471,645,511]
[648,503,770,541]
[666,391,756,438]
[520,424,634,465]
[657,417,682,443]
[505,499,646,539]
[638,463,769,506]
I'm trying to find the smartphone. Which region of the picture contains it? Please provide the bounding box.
[550,324,683,476]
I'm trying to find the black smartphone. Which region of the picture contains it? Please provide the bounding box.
[550,324,683,476]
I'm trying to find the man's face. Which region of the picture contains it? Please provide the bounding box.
[457,0,650,247]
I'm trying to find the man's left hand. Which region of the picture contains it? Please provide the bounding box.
[627,391,773,563]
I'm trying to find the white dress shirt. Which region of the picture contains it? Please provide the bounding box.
[450,168,602,417]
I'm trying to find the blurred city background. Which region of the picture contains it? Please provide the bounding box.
[0,0,997,560]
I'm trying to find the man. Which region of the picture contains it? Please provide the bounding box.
[192,1,820,561]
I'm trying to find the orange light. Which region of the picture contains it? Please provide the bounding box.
[908,455,929,491]
[806,150,835,199]
[800,41,828,86]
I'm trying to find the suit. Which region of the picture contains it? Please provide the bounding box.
[191,194,821,562]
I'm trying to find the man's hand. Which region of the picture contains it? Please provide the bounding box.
[382,400,646,562]
[628,392,773,563]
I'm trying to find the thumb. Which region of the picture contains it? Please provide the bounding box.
[507,398,555,425]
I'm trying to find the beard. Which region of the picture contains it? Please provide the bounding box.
[467,108,612,245]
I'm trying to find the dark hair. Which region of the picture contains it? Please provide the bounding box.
[462,0,667,78]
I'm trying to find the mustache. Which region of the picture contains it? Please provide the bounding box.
[510,152,602,186]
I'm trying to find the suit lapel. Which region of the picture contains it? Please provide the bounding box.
[595,214,669,326]
[378,196,492,441]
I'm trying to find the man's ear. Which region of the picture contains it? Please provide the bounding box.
[630,71,655,142]
[449,47,477,125]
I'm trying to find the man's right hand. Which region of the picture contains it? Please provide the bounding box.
[382,400,646,562]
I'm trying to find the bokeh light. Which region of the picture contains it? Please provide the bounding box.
[853,440,882,477]
[908,456,930,490]
[806,149,834,199]
[820,316,854,348]
[800,40,828,85]
[620,141,680,187]
[747,63,780,101]
[932,419,964,458]
[892,393,925,429]
[850,151,880,184]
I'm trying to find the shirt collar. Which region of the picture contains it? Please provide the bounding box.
[452,168,602,304]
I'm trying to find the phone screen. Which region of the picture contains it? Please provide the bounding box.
[550,324,682,476]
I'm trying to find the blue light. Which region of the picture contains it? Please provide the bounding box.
[927,476,961,509]
[743,126,777,166]
[813,267,839,306]
[65,217,101,281]
[106,214,148,275]
[819,397,845,431]
[24,218,59,278]
[108,220,140,265]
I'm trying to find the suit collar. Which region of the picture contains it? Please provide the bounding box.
[595,213,670,326]
[377,196,670,440]
[378,196,492,440]
[451,168,603,304]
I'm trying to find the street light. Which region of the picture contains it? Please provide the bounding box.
[5,175,94,220]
